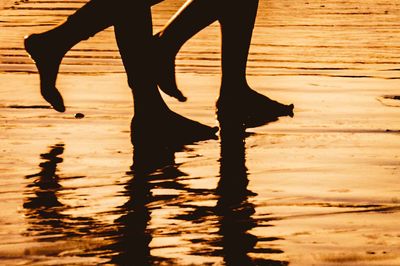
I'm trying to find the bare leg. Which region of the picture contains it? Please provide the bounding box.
[24,0,120,112]
[24,0,163,112]
[25,0,217,142]
[114,1,218,145]
[216,0,294,127]
[156,0,219,101]
[157,0,294,127]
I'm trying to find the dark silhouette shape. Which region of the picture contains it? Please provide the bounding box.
[24,0,178,106]
[23,144,98,242]
[109,117,289,265]
[107,121,189,265]
[131,110,218,151]
[24,144,65,211]
[25,0,293,129]
[22,116,289,264]
[108,116,290,265]
[25,0,218,141]
[157,0,294,127]
[215,121,288,265]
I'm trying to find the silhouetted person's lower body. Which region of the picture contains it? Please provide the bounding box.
[25,0,217,143]
[156,0,294,127]
[25,0,293,129]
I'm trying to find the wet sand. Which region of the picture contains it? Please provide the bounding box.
[1,0,400,265]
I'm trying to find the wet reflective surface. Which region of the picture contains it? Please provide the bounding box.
[17,120,291,265]
[1,0,400,265]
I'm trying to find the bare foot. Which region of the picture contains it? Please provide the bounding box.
[154,33,187,102]
[217,87,294,128]
[24,34,65,112]
[131,108,218,147]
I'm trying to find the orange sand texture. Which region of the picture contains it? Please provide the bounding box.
[1,0,400,265]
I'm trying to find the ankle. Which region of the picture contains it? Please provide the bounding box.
[220,78,248,92]
[219,85,250,103]
[134,102,169,118]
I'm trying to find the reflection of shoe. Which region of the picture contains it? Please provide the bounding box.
[154,34,187,102]
[131,109,218,148]
[24,34,65,112]
[216,88,294,128]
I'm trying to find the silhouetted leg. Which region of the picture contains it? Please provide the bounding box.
[24,0,164,112]
[216,0,294,127]
[156,0,220,101]
[157,0,294,127]
[114,1,218,146]
[24,0,117,112]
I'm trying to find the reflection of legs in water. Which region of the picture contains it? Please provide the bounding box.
[109,124,187,265]
[157,0,294,127]
[216,123,257,265]
[217,123,288,265]
[24,0,163,112]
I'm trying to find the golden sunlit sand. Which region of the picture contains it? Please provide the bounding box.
[1,0,400,265]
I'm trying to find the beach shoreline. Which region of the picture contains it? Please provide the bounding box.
[1,0,400,265]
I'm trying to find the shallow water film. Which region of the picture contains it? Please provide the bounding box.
[1,0,400,265]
